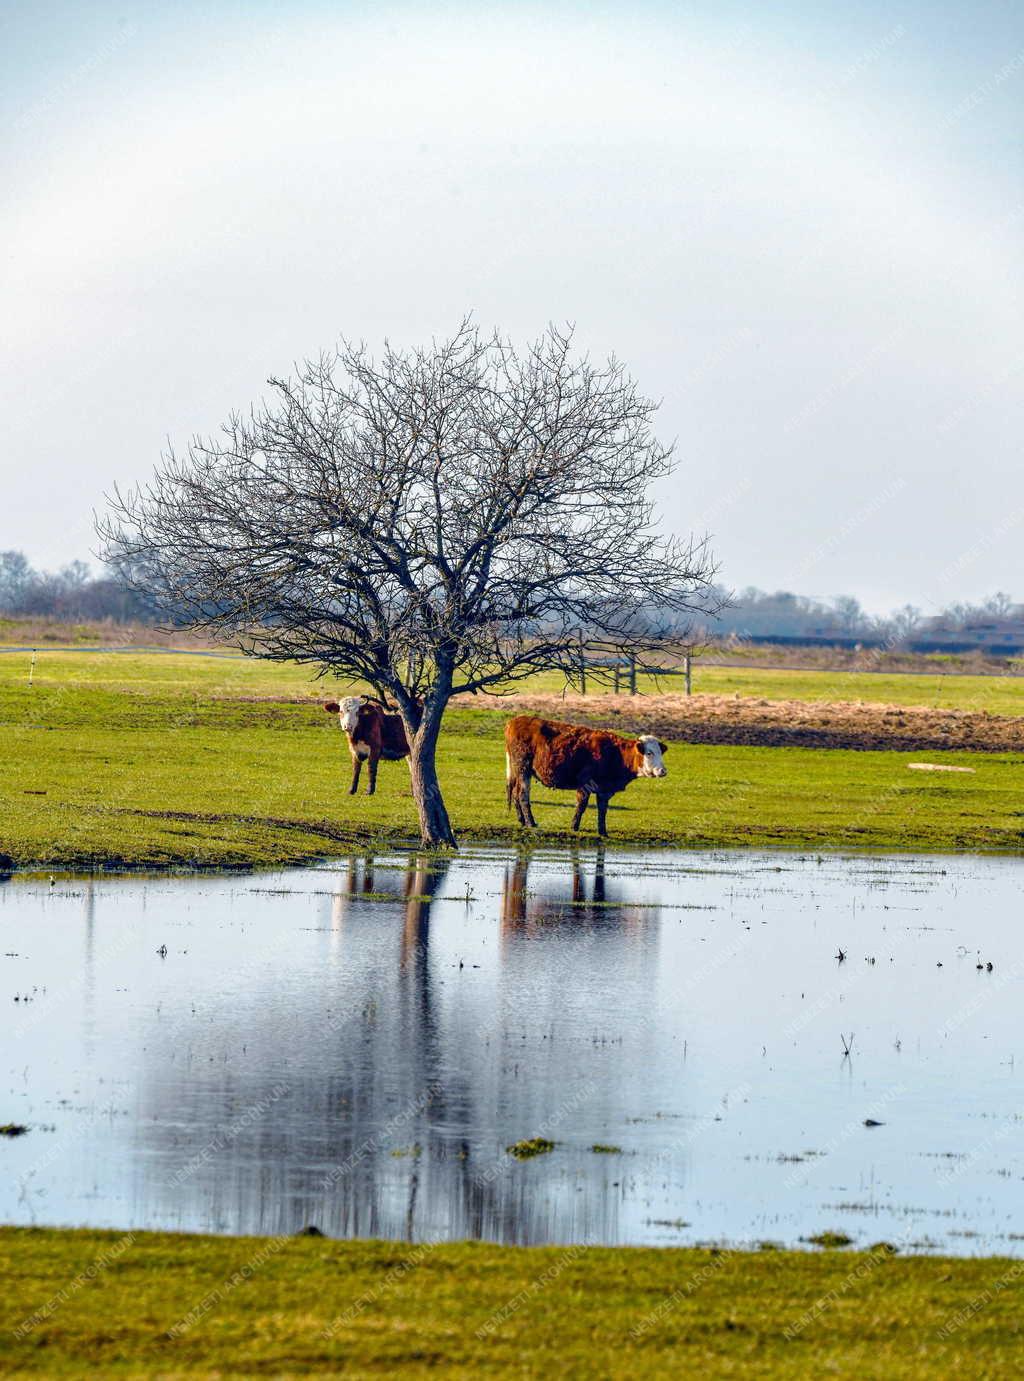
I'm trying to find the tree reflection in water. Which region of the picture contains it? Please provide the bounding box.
[135,850,658,1244]
[9,854,1018,1254]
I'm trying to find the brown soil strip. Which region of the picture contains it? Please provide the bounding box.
[479,692,1024,754]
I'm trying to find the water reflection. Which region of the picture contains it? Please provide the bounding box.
[3,850,1024,1252]
[500,846,652,936]
[129,849,660,1242]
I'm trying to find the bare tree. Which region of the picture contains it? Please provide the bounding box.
[884,603,923,646]
[831,594,865,634]
[99,322,718,846]
[981,591,1015,620]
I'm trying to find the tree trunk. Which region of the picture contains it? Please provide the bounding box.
[408,703,457,848]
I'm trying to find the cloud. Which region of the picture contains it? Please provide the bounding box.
[1,6,1021,607]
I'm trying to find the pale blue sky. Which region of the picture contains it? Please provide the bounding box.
[2,1,1021,613]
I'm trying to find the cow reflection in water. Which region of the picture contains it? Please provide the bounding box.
[140,851,645,1245]
[324,852,557,1242]
[331,855,380,915]
[500,846,651,937]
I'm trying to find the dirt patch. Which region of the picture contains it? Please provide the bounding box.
[481,692,1024,754]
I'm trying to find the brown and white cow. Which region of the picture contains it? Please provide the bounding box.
[323,696,411,795]
[504,714,668,837]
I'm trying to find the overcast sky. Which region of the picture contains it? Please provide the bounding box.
[2,0,1021,615]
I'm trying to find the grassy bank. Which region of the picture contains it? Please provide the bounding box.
[2,651,1023,867]
[2,1227,1022,1377]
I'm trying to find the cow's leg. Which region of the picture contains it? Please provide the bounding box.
[349,754,362,795]
[507,752,536,828]
[366,752,379,795]
[523,773,539,828]
[595,792,612,838]
[571,789,590,831]
[515,770,538,828]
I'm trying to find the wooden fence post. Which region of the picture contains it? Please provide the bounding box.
[579,633,587,695]
[684,649,692,696]
[629,655,637,695]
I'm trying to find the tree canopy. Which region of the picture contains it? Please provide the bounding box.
[100,322,718,843]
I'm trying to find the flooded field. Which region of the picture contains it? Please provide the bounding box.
[1,848,1022,1253]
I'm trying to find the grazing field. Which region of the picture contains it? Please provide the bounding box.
[4,633,1024,711]
[1,1227,1021,1377]
[525,662,1024,717]
[1,650,1023,865]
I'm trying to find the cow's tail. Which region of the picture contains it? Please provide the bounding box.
[505,750,514,812]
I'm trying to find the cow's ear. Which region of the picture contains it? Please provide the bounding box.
[659,741,669,754]
[323,702,340,714]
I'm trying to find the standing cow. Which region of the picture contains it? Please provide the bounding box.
[323,696,411,795]
[504,714,668,837]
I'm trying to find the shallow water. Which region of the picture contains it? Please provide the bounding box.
[1,848,1022,1253]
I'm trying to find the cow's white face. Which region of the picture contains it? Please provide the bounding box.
[637,735,668,778]
[335,696,366,734]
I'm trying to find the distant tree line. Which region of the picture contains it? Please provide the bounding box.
[1,547,1020,653]
[702,587,1024,652]
[0,550,155,622]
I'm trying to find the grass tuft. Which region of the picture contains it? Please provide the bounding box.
[506,1137,556,1159]
[806,1230,855,1248]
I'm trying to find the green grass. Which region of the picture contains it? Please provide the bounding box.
[2,651,1024,867]
[1,1227,1022,1377]
[689,665,1024,715]
[7,645,1024,711]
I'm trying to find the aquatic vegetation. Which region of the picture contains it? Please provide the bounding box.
[506,1137,555,1160]
[806,1230,854,1248]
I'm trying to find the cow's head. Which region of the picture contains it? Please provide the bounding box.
[323,696,366,734]
[636,735,668,778]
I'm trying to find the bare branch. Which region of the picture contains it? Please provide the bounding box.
[98,322,720,844]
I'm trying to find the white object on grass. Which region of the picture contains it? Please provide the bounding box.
[906,763,976,774]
